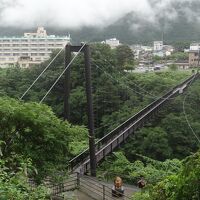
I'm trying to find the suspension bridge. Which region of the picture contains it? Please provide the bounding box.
[20,43,199,199]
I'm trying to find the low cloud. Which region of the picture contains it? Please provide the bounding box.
[0,0,199,29]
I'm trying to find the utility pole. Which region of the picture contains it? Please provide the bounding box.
[162,31,164,44]
[64,44,96,176]
[198,44,200,68]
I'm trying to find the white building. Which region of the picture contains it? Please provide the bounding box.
[130,44,143,60]
[105,38,120,49]
[163,45,174,52]
[153,51,164,57]
[154,41,163,51]
[190,43,200,51]
[0,27,70,68]
[130,44,153,60]
[141,46,153,52]
[165,51,172,56]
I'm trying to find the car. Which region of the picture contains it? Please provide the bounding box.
[154,66,161,71]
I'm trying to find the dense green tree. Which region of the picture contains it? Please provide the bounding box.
[0,157,49,200]
[136,151,200,200]
[124,127,172,161]
[98,152,181,185]
[115,45,134,68]
[0,97,87,179]
[168,52,189,61]
[153,55,162,62]
[169,64,178,71]
[172,41,190,52]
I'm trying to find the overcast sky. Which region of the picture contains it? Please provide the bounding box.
[0,0,198,29]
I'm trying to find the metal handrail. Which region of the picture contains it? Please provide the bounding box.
[81,175,132,199]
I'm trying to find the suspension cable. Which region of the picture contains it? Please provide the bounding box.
[94,61,192,101]
[20,47,65,100]
[100,58,183,100]
[97,62,200,144]
[94,62,200,148]
[94,63,158,99]
[39,43,86,103]
[102,57,193,100]
[182,73,200,144]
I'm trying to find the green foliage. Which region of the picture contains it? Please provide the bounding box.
[153,55,162,62]
[167,52,189,61]
[140,151,200,200]
[115,45,134,68]
[172,42,190,51]
[169,64,178,71]
[124,63,136,71]
[0,157,50,200]
[0,97,87,179]
[132,192,151,200]
[98,152,181,185]
[125,127,172,161]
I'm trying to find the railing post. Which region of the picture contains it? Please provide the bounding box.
[77,172,80,189]
[103,185,105,200]
[98,142,101,150]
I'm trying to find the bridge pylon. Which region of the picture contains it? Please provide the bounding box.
[64,44,96,177]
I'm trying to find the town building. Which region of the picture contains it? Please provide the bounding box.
[153,41,163,51]
[130,44,153,60]
[163,45,174,53]
[189,50,199,67]
[190,43,200,51]
[153,41,165,57]
[188,43,200,67]
[141,46,153,52]
[0,27,70,68]
[153,51,164,57]
[104,38,120,49]
[165,51,172,56]
[130,45,143,60]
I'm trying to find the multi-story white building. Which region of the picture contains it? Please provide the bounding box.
[153,41,163,51]
[0,27,70,68]
[190,43,200,51]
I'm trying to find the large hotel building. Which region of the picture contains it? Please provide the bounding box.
[0,27,70,68]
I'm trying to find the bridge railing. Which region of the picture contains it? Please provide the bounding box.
[96,74,197,147]
[29,173,79,199]
[80,175,132,200]
[69,73,197,170]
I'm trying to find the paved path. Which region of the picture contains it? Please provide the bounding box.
[62,190,95,200]
[99,181,139,199]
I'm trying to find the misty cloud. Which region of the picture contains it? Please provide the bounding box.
[0,0,199,29]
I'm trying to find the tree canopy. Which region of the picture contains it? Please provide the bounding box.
[0,97,87,179]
